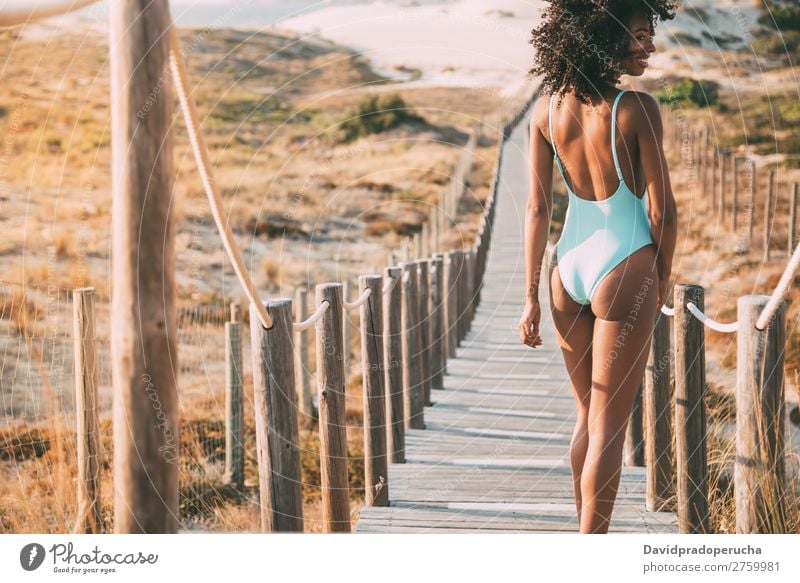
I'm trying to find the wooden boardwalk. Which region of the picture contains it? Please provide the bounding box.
[356,111,679,533]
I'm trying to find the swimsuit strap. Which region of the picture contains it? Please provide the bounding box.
[610,89,626,181]
[548,93,567,179]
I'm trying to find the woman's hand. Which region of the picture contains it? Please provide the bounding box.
[518,297,543,349]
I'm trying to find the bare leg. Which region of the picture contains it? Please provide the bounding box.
[580,244,659,534]
[548,252,594,524]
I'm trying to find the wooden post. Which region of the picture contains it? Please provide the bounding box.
[732,156,739,232]
[294,287,316,427]
[249,300,304,532]
[418,259,432,407]
[790,182,798,254]
[445,250,459,359]
[644,312,673,512]
[110,0,178,533]
[735,296,787,533]
[383,266,405,463]
[764,169,775,262]
[452,249,465,348]
[342,279,352,377]
[224,302,244,488]
[315,283,350,532]
[359,275,389,506]
[73,287,101,533]
[673,284,710,533]
[711,147,718,214]
[431,254,445,389]
[720,150,727,223]
[461,249,475,339]
[401,262,424,429]
[749,159,756,245]
[623,384,645,466]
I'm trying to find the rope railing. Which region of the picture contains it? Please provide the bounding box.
[382,275,399,295]
[343,287,372,310]
[756,241,800,330]
[686,302,738,333]
[168,22,273,330]
[293,299,330,331]
[657,240,798,331]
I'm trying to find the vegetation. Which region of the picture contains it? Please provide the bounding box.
[655,78,720,109]
[338,93,423,143]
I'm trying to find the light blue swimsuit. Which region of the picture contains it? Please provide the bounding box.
[549,90,654,305]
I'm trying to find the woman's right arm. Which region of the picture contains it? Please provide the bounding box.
[635,93,678,297]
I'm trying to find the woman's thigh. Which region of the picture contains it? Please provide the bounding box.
[589,245,659,428]
[548,250,594,408]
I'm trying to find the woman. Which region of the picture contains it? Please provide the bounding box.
[519,0,679,534]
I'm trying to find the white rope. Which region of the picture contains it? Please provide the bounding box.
[687,302,738,333]
[293,300,330,331]
[756,241,800,330]
[402,270,410,284]
[343,287,372,310]
[168,21,272,329]
[660,304,675,316]
[382,276,398,295]
[0,0,98,26]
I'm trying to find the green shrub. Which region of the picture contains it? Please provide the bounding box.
[758,4,800,31]
[339,93,422,142]
[656,78,719,108]
[752,30,800,58]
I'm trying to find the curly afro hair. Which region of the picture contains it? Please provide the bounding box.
[528,0,678,104]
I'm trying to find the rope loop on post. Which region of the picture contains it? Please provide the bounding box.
[293,300,330,331]
[686,302,738,333]
[343,287,372,310]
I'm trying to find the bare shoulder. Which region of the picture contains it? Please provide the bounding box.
[529,94,552,138]
[619,90,662,129]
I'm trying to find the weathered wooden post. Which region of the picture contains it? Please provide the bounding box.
[674,284,710,533]
[735,296,787,533]
[383,266,405,463]
[644,312,673,512]
[790,182,798,254]
[454,249,465,344]
[224,302,244,488]
[315,283,351,532]
[720,150,727,223]
[623,384,645,467]
[401,262,424,429]
[749,159,757,245]
[461,249,473,339]
[764,169,775,262]
[431,254,445,389]
[445,251,459,359]
[418,259,432,406]
[711,147,718,214]
[342,279,352,377]
[250,300,304,532]
[110,0,178,533]
[73,287,101,533]
[294,287,316,427]
[732,156,739,232]
[359,275,389,506]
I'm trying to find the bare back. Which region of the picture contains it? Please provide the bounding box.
[538,90,646,202]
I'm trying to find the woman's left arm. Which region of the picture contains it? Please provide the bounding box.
[519,99,554,348]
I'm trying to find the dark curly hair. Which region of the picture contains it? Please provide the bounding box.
[528,0,678,104]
